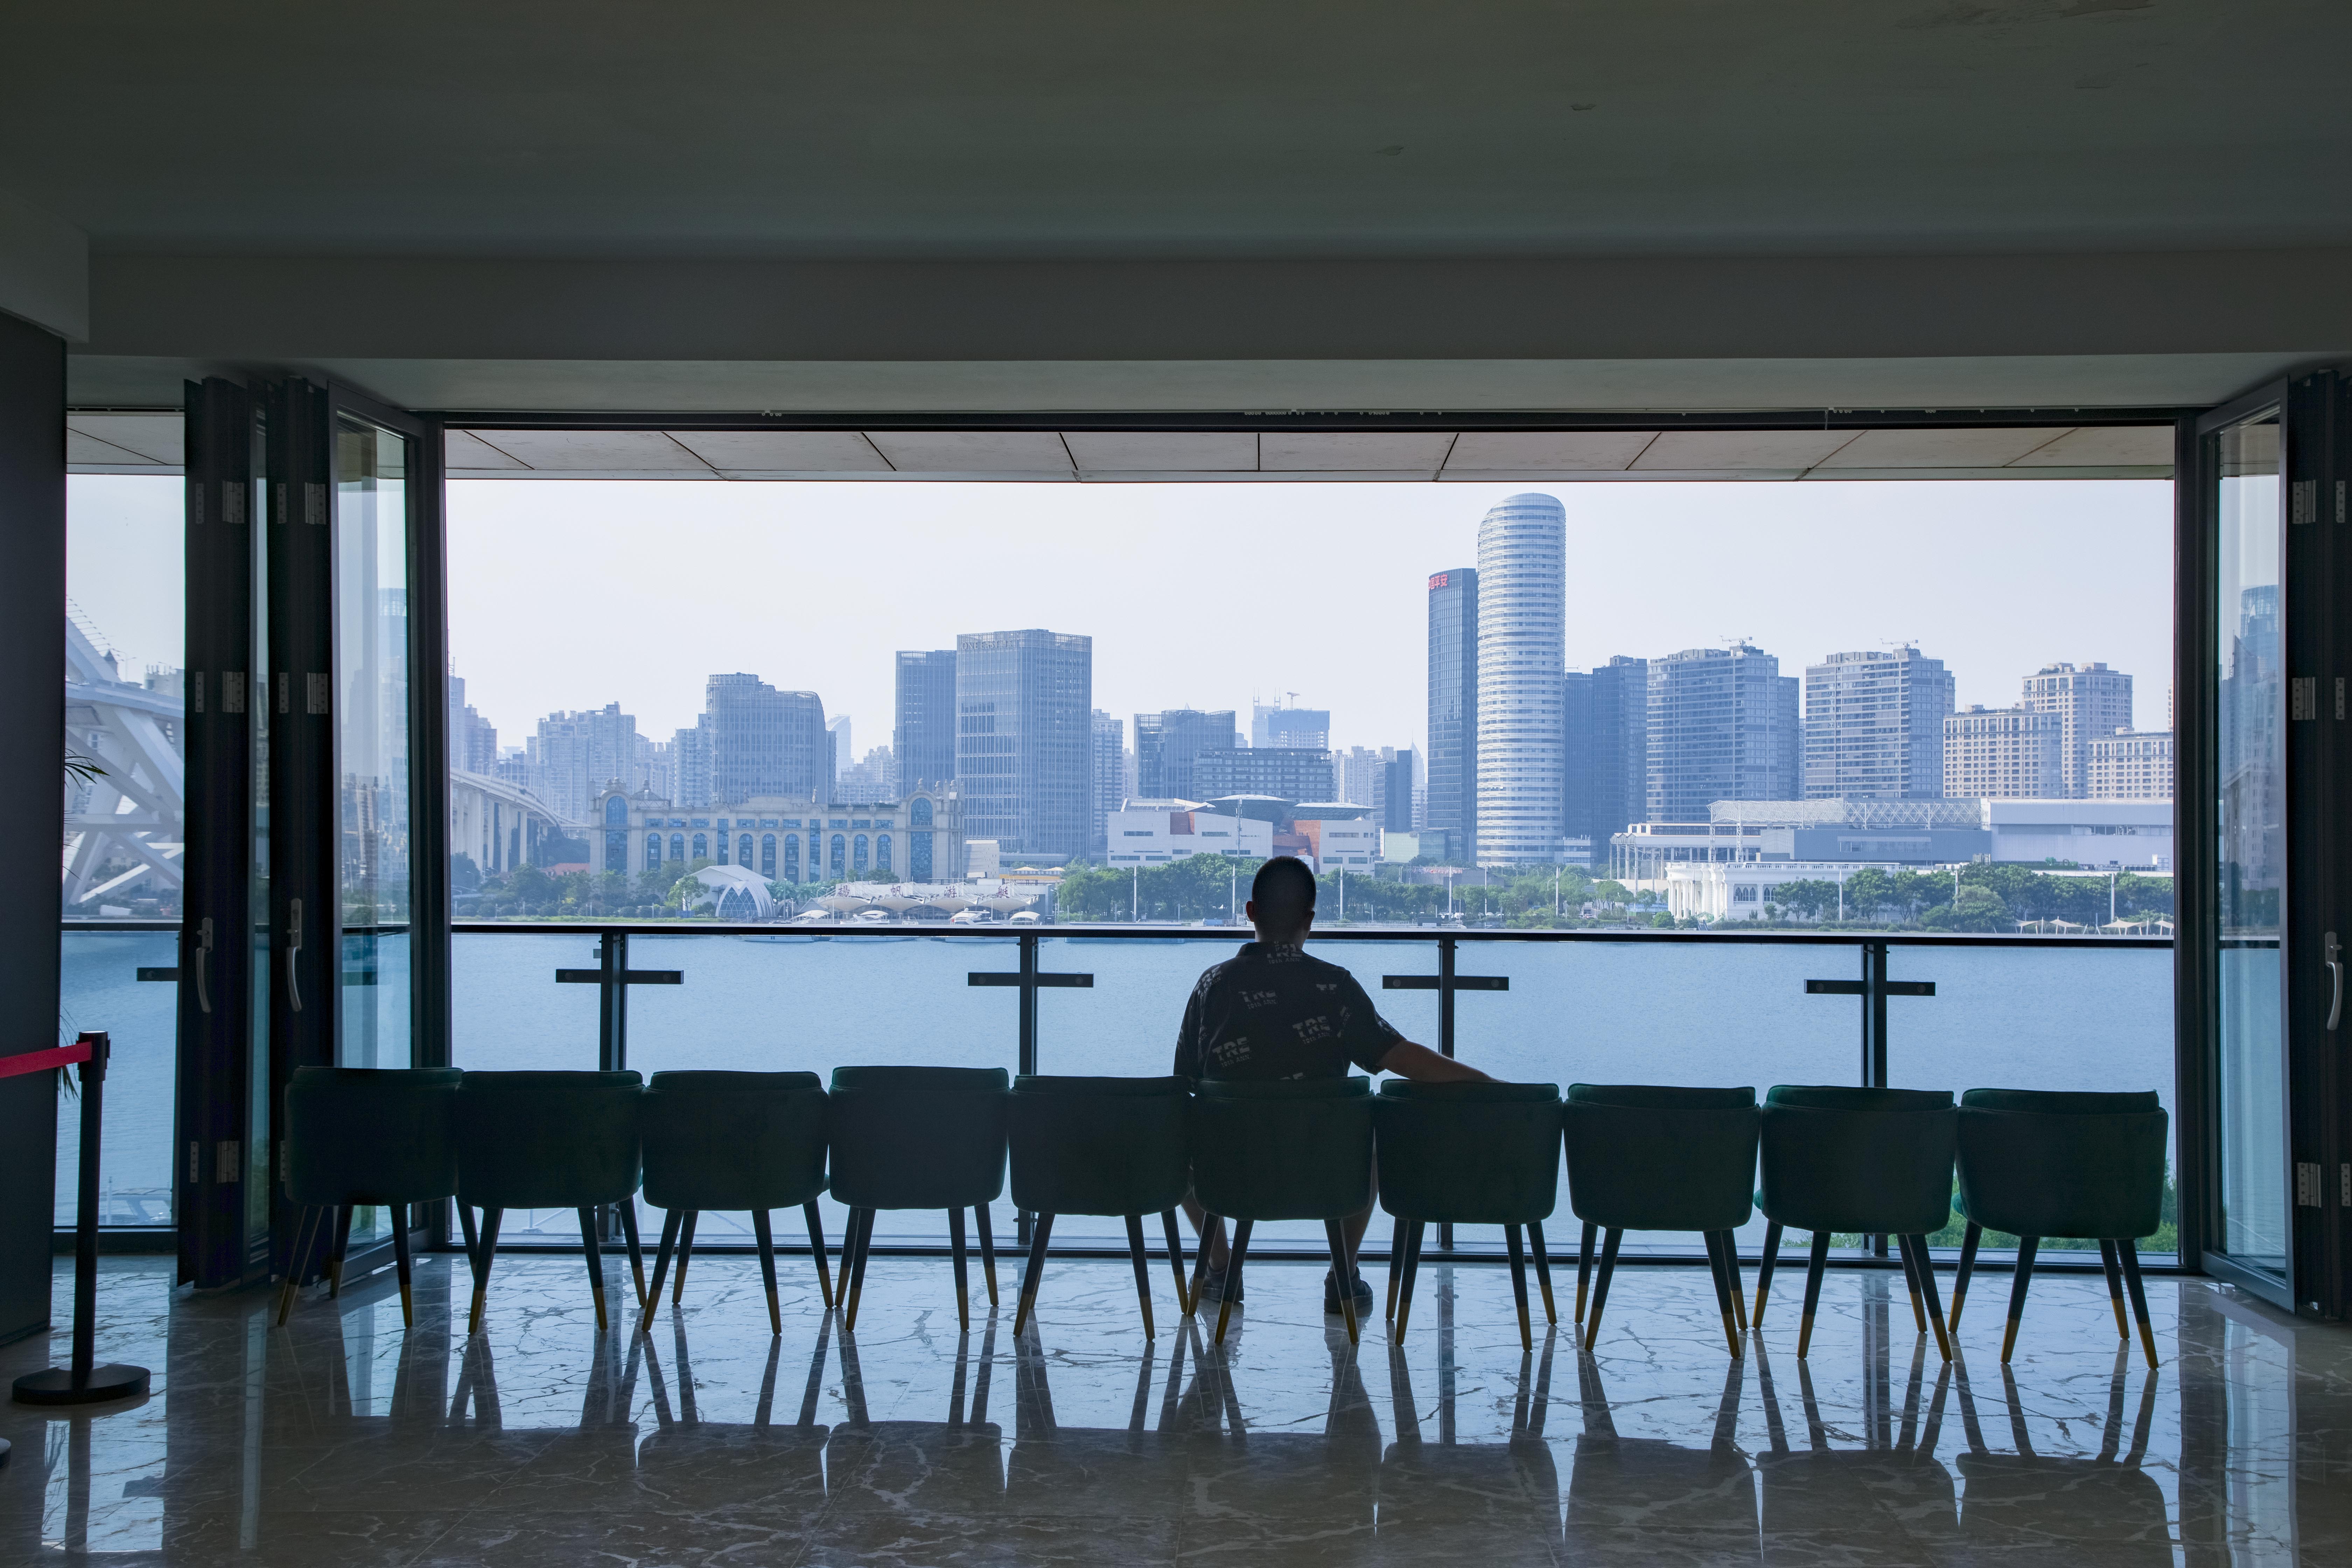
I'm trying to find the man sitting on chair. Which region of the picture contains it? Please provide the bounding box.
[1175,854,1491,1318]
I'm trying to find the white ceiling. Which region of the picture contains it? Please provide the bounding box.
[66,414,2175,482]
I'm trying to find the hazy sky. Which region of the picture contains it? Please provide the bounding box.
[70,474,2173,757]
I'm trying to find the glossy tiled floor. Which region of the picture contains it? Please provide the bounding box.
[1,1247,2346,1565]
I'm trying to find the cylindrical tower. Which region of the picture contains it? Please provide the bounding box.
[1474,492,1566,866]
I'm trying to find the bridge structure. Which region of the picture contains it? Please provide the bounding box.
[62,615,184,913]
[450,769,575,877]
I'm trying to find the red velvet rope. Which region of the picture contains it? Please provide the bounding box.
[0,1042,94,1080]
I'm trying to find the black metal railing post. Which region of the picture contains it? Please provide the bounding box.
[970,933,1092,1246]
[1806,939,1935,1256]
[556,932,681,1244]
[1384,936,1508,1253]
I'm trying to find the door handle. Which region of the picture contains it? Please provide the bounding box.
[2328,932,2343,1032]
[286,897,304,1014]
[192,916,214,1015]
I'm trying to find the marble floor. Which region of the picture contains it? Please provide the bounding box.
[0,1246,2346,1566]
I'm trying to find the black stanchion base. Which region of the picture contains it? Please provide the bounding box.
[12,1364,151,1407]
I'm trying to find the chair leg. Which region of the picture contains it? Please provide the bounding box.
[974,1205,999,1308]
[1575,1221,1596,1326]
[1384,1212,1408,1322]
[457,1200,478,1260]
[1754,1220,1783,1326]
[2097,1239,2129,1342]
[1901,1234,1952,1363]
[1528,1219,1558,1325]
[327,1205,356,1297]
[1796,1231,1830,1360]
[1215,1220,1254,1345]
[2001,1236,2039,1364]
[644,1208,682,1327]
[1897,1230,1927,1336]
[276,1204,321,1327]
[469,1208,504,1335]
[804,1201,835,1310]
[2118,1239,2159,1370]
[1951,1221,1982,1331]
[1724,1230,1748,1335]
[672,1211,699,1306]
[1504,1224,1532,1353]
[845,1209,875,1332]
[1125,1214,1157,1339]
[617,1198,646,1312]
[753,1209,782,1336]
[1702,1230,1740,1359]
[391,1204,415,1329]
[1189,1215,1221,1315]
[948,1206,972,1332]
[1584,1229,1623,1346]
[1325,1218,1359,1345]
[1159,1209,1191,1316]
[579,1208,609,1332]
[1015,1212,1055,1334]
[1394,1219,1426,1338]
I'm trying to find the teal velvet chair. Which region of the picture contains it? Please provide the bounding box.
[640,1070,833,1336]
[1951,1088,2169,1367]
[826,1065,1010,1332]
[1373,1079,1563,1349]
[279,1066,462,1328]
[1561,1084,1758,1358]
[1189,1076,1375,1345]
[455,1069,646,1334]
[1007,1075,1193,1338]
[1754,1085,1958,1362]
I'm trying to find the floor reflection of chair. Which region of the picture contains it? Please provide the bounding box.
[1952,1355,2170,1563]
[1177,1324,1384,1558]
[1751,1303,1959,1565]
[636,1314,831,1511]
[1002,1330,1193,1514]
[1562,1343,1759,1559]
[820,1315,1007,1521]
[1373,1323,1562,1565]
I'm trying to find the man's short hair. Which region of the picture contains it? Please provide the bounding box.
[1251,855,1317,929]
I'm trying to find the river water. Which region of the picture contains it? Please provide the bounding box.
[58,927,2176,1255]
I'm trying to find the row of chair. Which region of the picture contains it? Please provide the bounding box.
[279,1068,2166,1367]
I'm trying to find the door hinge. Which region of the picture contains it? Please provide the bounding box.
[215,1140,241,1184]
[2292,479,2318,525]
[187,1141,200,1183]
[2292,677,2317,721]
[2343,1164,2351,1207]
[2296,1161,2324,1207]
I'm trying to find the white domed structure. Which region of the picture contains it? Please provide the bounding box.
[690,863,777,921]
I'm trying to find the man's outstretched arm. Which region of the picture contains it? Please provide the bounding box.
[1376,1040,1496,1083]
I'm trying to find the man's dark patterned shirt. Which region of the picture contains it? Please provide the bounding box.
[1172,941,1406,1082]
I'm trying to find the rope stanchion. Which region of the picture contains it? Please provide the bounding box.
[10,1032,152,1409]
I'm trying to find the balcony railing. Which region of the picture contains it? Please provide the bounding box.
[56,918,2175,1259]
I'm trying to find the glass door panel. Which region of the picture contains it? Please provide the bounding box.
[2211,409,2288,1279]
[335,416,413,1071]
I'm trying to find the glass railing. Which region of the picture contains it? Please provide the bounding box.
[452,922,2177,1262]
[57,924,181,1228]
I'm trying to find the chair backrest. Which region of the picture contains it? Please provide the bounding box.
[1758,1085,1956,1237]
[1373,1081,1562,1226]
[826,1065,1009,1211]
[1956,1088,2169,1240]
[1561,1084,1757,1233]
[284,1066,462,1206]
[832,1065,1009,1093]
[456,1070,644,1209]
[1008,1075,1191,1218]
[1190,1076,1374,1222]
[642,1071,828,1212]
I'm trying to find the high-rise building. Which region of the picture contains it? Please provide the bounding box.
[1252,701,1331,749]
[1475,494,1566,865]
[1803,646,1955,801]
[826,714,852,783]
[1090,710,1124,856]
[672,719,710,808]
[2089,728,2174,800]
[2021,662,2134,798]
[956,628,1093,859]
[1945,706,2064,798]
[895,649,960,791]
[839,744,898,803]
[446,665,499,776]
[1134,709,1236,800]
[706,674,830,803]
[1424,565,1478,863]
[1194,747,1335,803]
[1559,668,1594,864]
[1380,748,1418,833]
[1584,656,1650,847]
[526,702,643,822]
[1645,644,1800,822]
